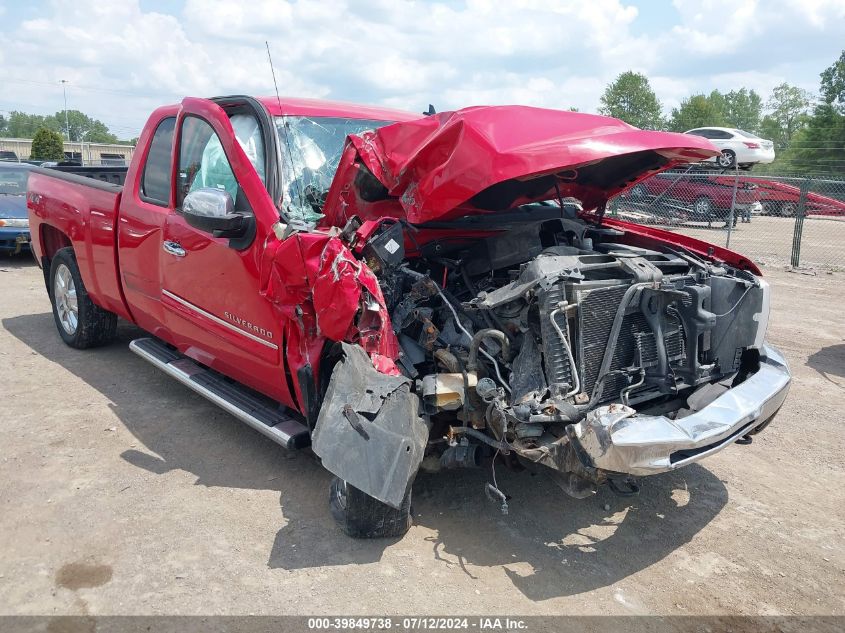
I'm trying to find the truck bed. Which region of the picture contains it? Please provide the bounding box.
[27,167,132,322]
[46,165,128,187]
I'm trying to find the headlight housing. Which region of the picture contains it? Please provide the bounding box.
[0,218,29,228]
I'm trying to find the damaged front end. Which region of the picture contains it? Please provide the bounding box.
[297,106,790,509]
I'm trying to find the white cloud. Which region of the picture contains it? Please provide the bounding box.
[0,0,843,137]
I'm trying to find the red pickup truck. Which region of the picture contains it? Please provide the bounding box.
[27,95,790,538]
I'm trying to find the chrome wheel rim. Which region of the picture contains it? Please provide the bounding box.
[695,199,710,214]
[54,263,79,335]
[717,152,733,167]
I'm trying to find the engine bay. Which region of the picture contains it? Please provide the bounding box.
[347,202,768,498]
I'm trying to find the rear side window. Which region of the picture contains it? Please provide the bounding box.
[709,129,733,139]
[140,117,176,206]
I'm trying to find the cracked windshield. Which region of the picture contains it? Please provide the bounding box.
[275,116,394,224]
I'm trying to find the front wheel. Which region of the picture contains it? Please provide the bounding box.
[780,202,798,217]
[49,247,117,349]
[716,150,737,169]
[329,477,413,539]
[693,196,714,218]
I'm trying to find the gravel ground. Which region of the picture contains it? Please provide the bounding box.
[0,254,843,617]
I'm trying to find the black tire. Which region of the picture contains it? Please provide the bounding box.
[780,202,797,217]
[693,196,714,219]
[49,247,117,349]
[329,476,412,539]
[716,150,736,169]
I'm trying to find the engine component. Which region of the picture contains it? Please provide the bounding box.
[440,442,480,469]
[362,220,405,270]
[421,372,477,413]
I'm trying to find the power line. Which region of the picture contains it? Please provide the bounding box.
[0,76,180,99]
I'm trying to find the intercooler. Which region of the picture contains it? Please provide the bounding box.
[541,282,685,403]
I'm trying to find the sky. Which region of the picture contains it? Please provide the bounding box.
[1,0,844,140]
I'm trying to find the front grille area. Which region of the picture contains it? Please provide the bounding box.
[576,285,629,397]
[541,282,686,403]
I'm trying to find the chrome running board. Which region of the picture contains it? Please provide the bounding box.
[129,337,310,450]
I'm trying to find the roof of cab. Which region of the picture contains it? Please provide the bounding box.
[254,96,421,122]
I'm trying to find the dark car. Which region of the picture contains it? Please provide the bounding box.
[0,162,33,254]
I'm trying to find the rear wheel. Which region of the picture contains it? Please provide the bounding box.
[329,476,413,539]
[49,247,117,349]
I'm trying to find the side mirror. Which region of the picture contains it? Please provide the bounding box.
[182,188,247,238]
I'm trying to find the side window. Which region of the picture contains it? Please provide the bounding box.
[686,129,708,137]
[177,114,265,209]
[140,117,176,206]
[711,130,733,139]
[178,116,238,208]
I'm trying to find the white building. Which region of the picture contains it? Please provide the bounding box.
[0,137,135,165]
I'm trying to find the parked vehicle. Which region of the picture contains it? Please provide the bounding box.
[27,97,790,538]
[629,171,759,224]
[0,151,20,163]
[684,127,775,170]
[0,162,34,254]
[752,178,845,217]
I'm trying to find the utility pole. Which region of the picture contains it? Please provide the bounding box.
[60,80,71,142]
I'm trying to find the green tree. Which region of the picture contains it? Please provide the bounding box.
[758,53,845,174]
[0,109,119,143]
[722,88,763,131]
[47,110,118,143]
[783,105,845,174]
[0,114,6,135]
[30,128,65,161]
[668,94,726,131]
[598,71,664,130]
[2,111,58,138]
[707,90,728,121]
[765,83,812,146]
[819,49,845,111]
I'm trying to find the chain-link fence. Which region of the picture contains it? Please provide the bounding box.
[608,168,845,271]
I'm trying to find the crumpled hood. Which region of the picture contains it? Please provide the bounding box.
[323,105,720,225]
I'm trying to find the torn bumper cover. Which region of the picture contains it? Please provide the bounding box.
[571,344,791,477]
[312,343,428,509]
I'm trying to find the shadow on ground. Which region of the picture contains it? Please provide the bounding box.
[807,344,845,385]
[0,252,39,269]
[4,312,728,600]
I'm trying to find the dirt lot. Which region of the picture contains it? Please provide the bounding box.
[677,215,845,271]
[1,254,843,617]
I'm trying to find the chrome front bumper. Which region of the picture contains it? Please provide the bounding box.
[572,343,791,476]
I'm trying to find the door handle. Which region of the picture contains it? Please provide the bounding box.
[163,241,186,257]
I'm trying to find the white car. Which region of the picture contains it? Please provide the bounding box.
[684,127,775,170]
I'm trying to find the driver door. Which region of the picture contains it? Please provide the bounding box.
[159,98,295,407]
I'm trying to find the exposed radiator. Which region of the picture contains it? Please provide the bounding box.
[539,281,574,391]
[542,282,686,403]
